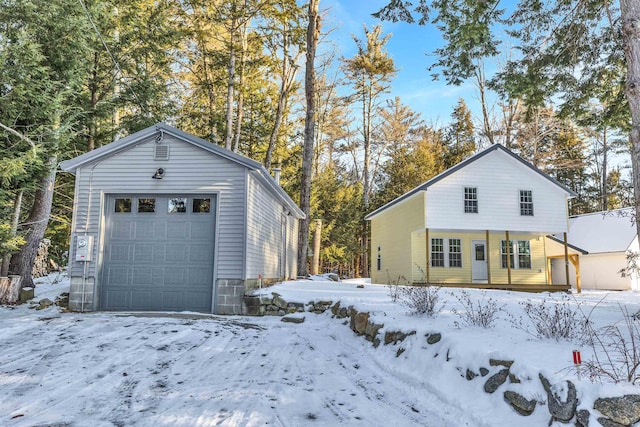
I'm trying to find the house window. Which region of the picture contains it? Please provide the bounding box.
[168,197,187,213]
[138,198,155,213]
[193,198,211,213]
[377,246,382,271]
[520,190,533,216]
[431,238,462,268]
[449,238,462,267]
[464,187,478,213]
[114,198,132,213]
[431,238,444,267]
[501,240,531,269]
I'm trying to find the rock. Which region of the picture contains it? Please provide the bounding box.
[19,287,34,302]
[277,309,285,316]
[357,285,364,288]
[596,418,626,427]
[576,409,590,427]
[396,347,405,357]
[484,368,510,394]
[504,391,537,416]
[426,333,441,344]
[466,369,477,381]
[281,315,305,324]
[37,298,54,310]
[287,302,304,311]
[243,296,262,315]
[337,307,348,319]
[364,321,383,341]
[539,374,577,423]
[272,294,288,309]
[384,330,416,345]
[509,373,521,384]
[594,395,640,426]
[331,302,341,316]
[353,312,369,335]
[490,359,514,368]
[479,367,489,376]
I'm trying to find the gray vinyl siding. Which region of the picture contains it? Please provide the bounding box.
[67,134,246,280]
[245,173,283,279]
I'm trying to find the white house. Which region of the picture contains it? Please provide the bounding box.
[548,208,640,291]
[60,123,304,314]
[366,144,576,291]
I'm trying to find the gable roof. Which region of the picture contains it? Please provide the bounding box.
[59,123,305,219]
[365,144,578,220]
[560,208,637,254]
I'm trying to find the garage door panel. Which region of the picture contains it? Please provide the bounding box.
[134,244,154,262]
[166,244,187,262]
[109,245,130,261]
[104,290,129,309]
[132,267,153,285]
[111,222,132,238]
[167,223,187,239]
[188,268,212,286]
[106,267,129,285]
[189,244,211,262]
[165,268,186,285]
[191,223,213,239]
[101,194,215,312]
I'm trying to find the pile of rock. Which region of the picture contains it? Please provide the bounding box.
[244,292,640,426]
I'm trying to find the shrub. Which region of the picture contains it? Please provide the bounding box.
[400,284,443,317]
[451,290,504,328]
[583,304,640,384]
[386,272,408,303]
[516,294,586,341]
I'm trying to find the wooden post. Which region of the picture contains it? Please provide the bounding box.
[569,254,581,294]
[563,232,570,289]
[547,256,552,285]
[485,230,491,285]
[425,228,430,284]
[505,230,512,285]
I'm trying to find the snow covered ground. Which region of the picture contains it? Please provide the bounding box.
[1,272,639,426]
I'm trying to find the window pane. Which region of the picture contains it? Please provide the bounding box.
[114,198,131,213]
[192,198,211,213]
[520,190,534,216]
[138,198,155,213]
[518,240,531,269]
[475,244,485,261]
[168,198,187,213]
[449,238,462,267]
[431,238,444,267]
[500,240,514,269]
[464,187,478,213]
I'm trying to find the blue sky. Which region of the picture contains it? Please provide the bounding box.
[322,0,482,126]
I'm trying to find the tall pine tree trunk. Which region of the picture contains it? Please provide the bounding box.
[297,0,320,277]
[225,12,238,150]
[1,190,23,277]
[9,156,57,288]
[621,0,640,242]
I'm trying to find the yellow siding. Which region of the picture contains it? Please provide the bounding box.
[411,231,548,285]
[370,193,425,284]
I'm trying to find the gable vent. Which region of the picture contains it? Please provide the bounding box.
[154,145,169,160]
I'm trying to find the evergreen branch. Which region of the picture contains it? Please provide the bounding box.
[0,122,37,158]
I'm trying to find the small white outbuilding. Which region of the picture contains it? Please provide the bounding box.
[549,208,640,291]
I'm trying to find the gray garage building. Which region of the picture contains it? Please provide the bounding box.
[60,123,304,314]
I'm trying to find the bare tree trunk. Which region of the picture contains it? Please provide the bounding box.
[297,0,320,277]
[9,156,57,288]
[232,22,248,153]
[474,62,494,145]
[621,0,640,243]
[601,126,608,211]
[1,190,23,277]
[225,12,238,150]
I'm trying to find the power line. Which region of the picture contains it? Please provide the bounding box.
[77,0,148,115]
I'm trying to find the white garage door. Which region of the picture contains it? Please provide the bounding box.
[101,194,216,312]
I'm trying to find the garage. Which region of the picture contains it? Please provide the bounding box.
[61,123,304,314]
[101,194,216,311]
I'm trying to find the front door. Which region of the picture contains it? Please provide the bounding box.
[472,240,488,283]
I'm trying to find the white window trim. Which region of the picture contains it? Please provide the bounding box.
[431,237,463,268]
[501,240,531,269]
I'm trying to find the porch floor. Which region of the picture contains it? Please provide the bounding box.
[413,282,571,293]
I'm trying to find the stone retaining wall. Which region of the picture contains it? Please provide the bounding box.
[244,292,640,426]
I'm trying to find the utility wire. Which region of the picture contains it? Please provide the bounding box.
[77,0,148,115]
